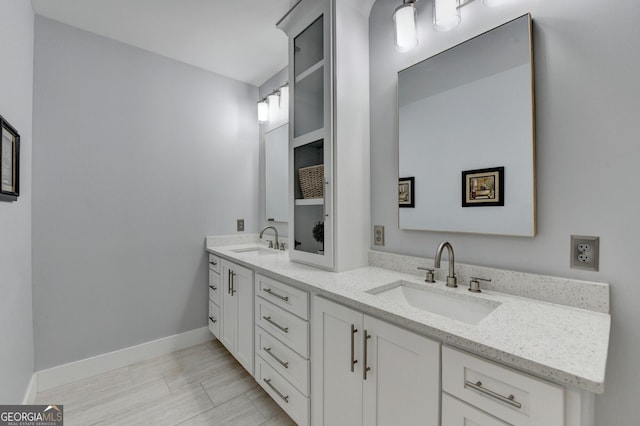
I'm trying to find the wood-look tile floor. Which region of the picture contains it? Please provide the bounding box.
[35,340,297,426]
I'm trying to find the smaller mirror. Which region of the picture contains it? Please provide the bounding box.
[265,123,289,222]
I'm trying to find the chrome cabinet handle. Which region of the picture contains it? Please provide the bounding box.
[263,378,289,403]
[262,316,289,333]
[208,316,217,323]
[209,285,217,291]
[232,271,237,296]
[227,270,231,294]
[350,324,358,372]
[464,380,522,409]
[263,347,289,368]
[263,288,289,302]
[363,330,371,380]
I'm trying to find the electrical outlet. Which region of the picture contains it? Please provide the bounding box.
[237,219,245,232]
[571,235,599,271]
[374,225,385,246]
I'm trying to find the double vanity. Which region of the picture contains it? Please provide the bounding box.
[205,236,610,426]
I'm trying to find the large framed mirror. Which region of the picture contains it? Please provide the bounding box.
[398,14,535,236]
[265,123,289,222]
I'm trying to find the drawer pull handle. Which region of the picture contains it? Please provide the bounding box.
[208,316,217,323]
[262,316,289,333]
[263,347,289,368]
[263,378,289,403]
[209,285,217,291]
[464,380,522,409]
[350,324,358,372]
[263,288,289,302]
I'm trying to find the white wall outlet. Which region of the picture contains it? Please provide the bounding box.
[237,219,245,232]
[374,225,385,246]
[571,235,599,271]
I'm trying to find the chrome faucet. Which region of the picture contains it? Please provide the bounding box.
[434,241,457,288]
[259,226,279,249]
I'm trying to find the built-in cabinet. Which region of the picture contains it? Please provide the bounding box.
[311,296,440,426]
[279,0,371,272]
[219,259,254,375]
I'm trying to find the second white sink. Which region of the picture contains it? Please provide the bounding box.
[367,281,500,325]
[230,246,278,256]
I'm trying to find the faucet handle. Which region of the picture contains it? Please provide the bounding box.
[268,241,274,249]
[279,243,286,251]
[469,276,491,293]
[417,267,436,283]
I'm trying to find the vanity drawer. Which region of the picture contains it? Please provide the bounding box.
[442,393,509,426]
[208,271,221,306]
[256,274,309,319]
[442,346,564,426]
[256,298,309,358]
[208,301,220,338]
[256,326,309,396]
[256,357,309,426]
[208,254,220,273]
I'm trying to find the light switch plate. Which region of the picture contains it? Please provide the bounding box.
[237,219,245,232]
[374,225,385,246]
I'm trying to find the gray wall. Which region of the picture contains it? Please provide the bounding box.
[259,68,289,238]
[32,17,259,370]
[0,0,34,403]
[369,0,639,424]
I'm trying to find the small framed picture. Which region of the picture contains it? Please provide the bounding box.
[0,115,20,202]
[462,167,504,207]
[399,176,415,208]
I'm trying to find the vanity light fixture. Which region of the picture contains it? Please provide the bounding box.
[257,98,269,123]
[393,0,419,52]
[268,90,281,120]
[433,0,461,32]
[483,0,511,6]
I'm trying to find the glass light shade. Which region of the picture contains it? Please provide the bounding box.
[268,93,280,120]
[279,86,289,114]
[257,99,269,123]
[434,0,461,32]
[393,2,418,52]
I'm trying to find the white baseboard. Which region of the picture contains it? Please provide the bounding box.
[36,327,213,392]
[22,373,38,404]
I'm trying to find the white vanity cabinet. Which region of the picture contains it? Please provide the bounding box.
[278,0,371,272]
[442,346,565,426]
[311,296,440,426]
[207,254,221,337]
[219,259,254,375]
[254,274,311,426]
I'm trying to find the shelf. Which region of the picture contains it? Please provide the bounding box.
[295,60,324,83]
[295,198,324,206]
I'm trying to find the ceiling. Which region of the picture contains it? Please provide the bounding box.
[31,0,294,87]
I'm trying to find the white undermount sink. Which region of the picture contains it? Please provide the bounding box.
[367,280,500,325]
[230,246,278,256]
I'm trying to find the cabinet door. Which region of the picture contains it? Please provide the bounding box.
[362,315,440,426]
[220,261,237,355]
[234,262,254,375]
[311,296,363,426]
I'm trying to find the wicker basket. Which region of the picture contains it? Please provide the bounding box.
[298,164,324,199]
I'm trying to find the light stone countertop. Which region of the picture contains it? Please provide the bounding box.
[206,242,610,394]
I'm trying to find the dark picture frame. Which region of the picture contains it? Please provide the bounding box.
[399,176,415,208]
[462,167,504,207]
[0,115,20,202]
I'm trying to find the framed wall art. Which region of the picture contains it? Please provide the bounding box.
[0,115,20,202]
[399,176,415,208]
[462,167,504,207]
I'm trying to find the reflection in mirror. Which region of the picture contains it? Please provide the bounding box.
[265,123,289,222]
[398,14,535,236]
